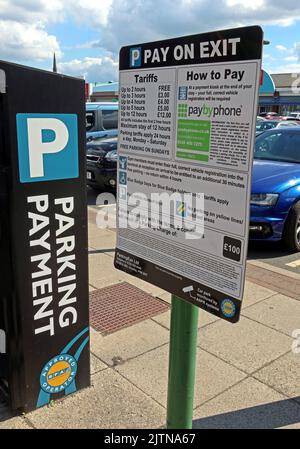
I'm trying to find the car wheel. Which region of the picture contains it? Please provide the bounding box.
[283,201,300,252]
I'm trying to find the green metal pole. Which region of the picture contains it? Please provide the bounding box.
[167,294,199,429]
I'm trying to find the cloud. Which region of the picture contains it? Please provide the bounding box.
[0,21,61,62]
[0,0,64,24]
[65,0,113,27]
[0,0,63,63]
[97,0,300,54]
[276,45,288,51]
[0,0,113,64]
[295,42,300,59]
[226,0,264,9]
[58,56,118,82]
[270,63,300,73]
[4,0,300,79]
[284,56,298,61]
[266,41,300,72]
[73,40,105,50]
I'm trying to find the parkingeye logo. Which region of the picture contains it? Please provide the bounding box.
[16,113,79,183]
[130,47,142,68]
[221,299,236,318]
[187,104,242,119]
[40,354,77,394]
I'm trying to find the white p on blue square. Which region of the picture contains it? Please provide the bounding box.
[130,48,142,68]
[17,113,79,183]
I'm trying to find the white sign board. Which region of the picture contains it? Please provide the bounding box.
[115,26,263,322]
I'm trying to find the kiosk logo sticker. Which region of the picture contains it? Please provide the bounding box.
[16,113,79,183]
[36,327,89,408]
[40,354,77,394]
[221,299,236,318]
[130,47,142,67]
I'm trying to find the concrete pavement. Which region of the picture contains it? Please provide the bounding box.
[1,205,300,429]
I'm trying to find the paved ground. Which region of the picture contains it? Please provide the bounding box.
[1,193,300,429]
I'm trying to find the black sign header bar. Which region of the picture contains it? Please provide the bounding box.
[120,26,263,70]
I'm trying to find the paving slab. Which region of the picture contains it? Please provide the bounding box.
[0,416,31,429]
[120,274,167,298]
[243,294,300,337]
[198,316,292,374]
[116,345,246,409]
[193,377,300,429]
[152,311,170,329]
[26,369,165,429]
[88,228,116,252]
[254,352,300,403]
[90,353,108,375]
[152,308,219,330]
[89,252,166,297]
[90,321,169,366]
[156,292,171,304]
[88,207,116,229]
[89,253,124,289]
[197,309,220,328]
[242,280,276,308]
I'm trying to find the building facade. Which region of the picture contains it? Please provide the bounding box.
[259,72,300,115]
[90,82,119,102]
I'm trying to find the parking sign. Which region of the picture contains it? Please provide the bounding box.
[115,26,263,323]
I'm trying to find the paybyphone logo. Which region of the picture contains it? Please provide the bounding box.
[16,113,79,183]
[130,47,142,68]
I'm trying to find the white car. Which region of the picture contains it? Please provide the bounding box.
[286,112,300,121]
[256,120,300,136]
[276,120,300,128]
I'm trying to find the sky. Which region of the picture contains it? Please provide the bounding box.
[1,0,300,83]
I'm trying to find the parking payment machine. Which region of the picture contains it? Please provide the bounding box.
[0,61,90,412]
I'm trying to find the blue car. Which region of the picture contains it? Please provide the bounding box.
[250,127,300,251]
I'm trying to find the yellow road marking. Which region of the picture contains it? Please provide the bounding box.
[286,259,300,268]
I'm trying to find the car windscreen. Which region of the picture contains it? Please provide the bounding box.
[102,110,118,130]
[254,131,300,164]
[86,111,95,131]
[256,121,278,132]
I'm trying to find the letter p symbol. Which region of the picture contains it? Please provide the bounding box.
[27,118,69,178]
[17,113,79,183]
[130,48,142,68]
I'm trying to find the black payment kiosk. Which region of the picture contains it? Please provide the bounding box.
[0,61,90,412]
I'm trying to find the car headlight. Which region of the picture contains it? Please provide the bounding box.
[105,150,118,161]
[251,193,279,206]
